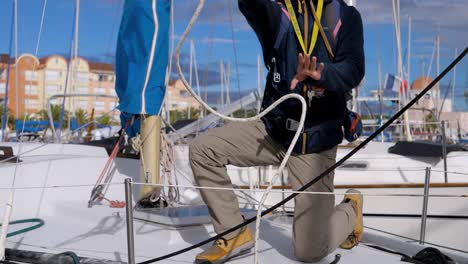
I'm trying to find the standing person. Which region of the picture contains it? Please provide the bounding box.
[190,0,365,263]
[115,0,171,208]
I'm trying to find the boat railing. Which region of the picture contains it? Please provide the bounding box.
[45,93,118,143]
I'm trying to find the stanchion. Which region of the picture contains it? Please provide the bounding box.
[125,178,136,264]
[419,167,431,245]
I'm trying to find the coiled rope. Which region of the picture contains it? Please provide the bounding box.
[137,2,467,260]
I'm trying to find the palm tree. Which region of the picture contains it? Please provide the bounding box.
[37,104,70,128]
[74,108,88,125]
[97,115,111,126]
[0,107,14,129]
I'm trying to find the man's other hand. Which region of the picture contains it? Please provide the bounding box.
[290,54,325,90]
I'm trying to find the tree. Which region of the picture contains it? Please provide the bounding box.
[0,107,14,129]
[37,104,70,128]
[74,108,88,125]
[97,115,111,126]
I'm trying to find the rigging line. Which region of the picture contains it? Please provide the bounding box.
[431,170,468,176]
[1,4,15,142]
[103,0,122,62]
[138,45,467,263]
[17,0,48,145]
[58,1,79,139]
[0,183,122,191]
[130,182,468,198]
[0,4,18,258]
[227,0,244,115]
[437,78,452,120]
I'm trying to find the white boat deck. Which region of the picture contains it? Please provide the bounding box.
[1,143,467,263]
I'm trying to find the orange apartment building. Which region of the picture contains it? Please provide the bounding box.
[166,79,201,111]
[0,54,40,117]
[0,53,118,119]
[1,53,199,121]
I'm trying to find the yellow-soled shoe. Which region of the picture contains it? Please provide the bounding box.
[340,189,363,249]
[195,227,254,264]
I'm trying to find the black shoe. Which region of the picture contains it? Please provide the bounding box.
[134,197,168,210]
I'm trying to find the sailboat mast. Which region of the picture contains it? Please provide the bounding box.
[407,16,411,96]
[14,0,18,119]
[1,3,15,142]
[220,60,224,108]
[377,38,384,142]
[452,48,458,108]
[392,0,412,141]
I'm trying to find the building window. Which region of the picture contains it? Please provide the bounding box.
[180,90,189,98]
[75,72,89,82]
[0,83,6,94]
[110,89,117,96]
[95,87,106,94]
[46,70,60,81]
[76,100,88,109]
[24,71,38,81]
[45,85,60,94]
[98,74,108,82]
[76,86,89,94]
[24,84,38,95]
[94,101,105,111]
[25,99,39,109]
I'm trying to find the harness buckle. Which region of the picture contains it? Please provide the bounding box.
[273,72,281,83]
[285,118,301,132]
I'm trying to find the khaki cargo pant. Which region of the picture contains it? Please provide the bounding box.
[189,120,356,262]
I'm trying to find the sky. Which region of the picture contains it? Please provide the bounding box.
[0,0,467,110]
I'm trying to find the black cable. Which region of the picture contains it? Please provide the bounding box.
[138,48,468,264]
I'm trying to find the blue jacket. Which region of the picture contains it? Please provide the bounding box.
[239,0,365,154]
[115,0,171,116]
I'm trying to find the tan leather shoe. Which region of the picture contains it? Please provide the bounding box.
[340,189,363,249]
[195,227,254,264]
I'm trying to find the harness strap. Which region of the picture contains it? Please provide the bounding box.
[284,0,324,55]
[310,0,334,59]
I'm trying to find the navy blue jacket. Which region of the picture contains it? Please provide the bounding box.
[239,0,365,154]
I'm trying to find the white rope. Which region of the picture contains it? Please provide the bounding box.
[0,181,465,198]
[0,183,122,191]
[0,0,48,259]
[173,1,307,263]
[431,169,468,176]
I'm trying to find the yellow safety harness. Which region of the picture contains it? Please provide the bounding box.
[284,0,324,56]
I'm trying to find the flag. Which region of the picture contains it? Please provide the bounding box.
[384,74,408,93]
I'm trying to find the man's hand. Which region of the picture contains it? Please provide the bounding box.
[290,54,325,90]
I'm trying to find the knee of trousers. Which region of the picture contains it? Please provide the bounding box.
[189,138,205,163]
[295,246,328,263]
[189,135,218,165]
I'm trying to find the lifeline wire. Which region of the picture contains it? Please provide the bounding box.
[138,27,467,264]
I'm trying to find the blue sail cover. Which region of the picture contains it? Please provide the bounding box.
[115,0,171,116]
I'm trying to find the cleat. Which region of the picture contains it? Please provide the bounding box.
[195,227,254,264]
[134,196,168,210]
[340,189,363,249]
